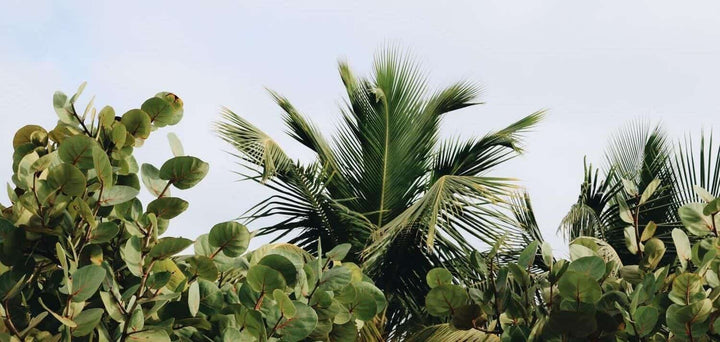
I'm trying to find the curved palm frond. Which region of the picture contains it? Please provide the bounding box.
[405,324,500,342]
[216,108,292,181]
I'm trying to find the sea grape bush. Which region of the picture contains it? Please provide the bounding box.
[422,179,720,341]
[0,84,385,341]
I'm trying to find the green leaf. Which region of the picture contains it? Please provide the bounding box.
[148,237,193,259]
[247,264,287,293]
[39,297,76,328]
[89,222,119,244]
[318,266,351,292]
[72,308,103,337]
[141,163,169,197]
[100,292,125,322]
[142,97,177,127]
[669,273,705,305]
[188,281,200,317]
[679,203,714,236]
[13,125,47,148]
[275,302,318,342]
[121,109,152,139]
[541,241,553,268]
[71,265,106,302]
[426,268,453,289]
[517,240,539,269]
[274,289,297,318]
[159,156,209,190]
[93,146,113,187]
[186,256,219,281]
[666,300,713,338]
[259,254,298,287]
[618,198,634,224]
[146,197,188,219]
[122,236,144,276]
[425,284,468,317]
[167,132,184,156]
[99,185,139,206]
[126,330,171,342]
[640,238,665,271]
[567,256,605,280]
[58,135,96,169]
[208,221,250,257]
[633,306,659,337]
[98,106,115,128]
[640,221,657,242]
[694,185,715,202]
[624,225,638,255]
[47,163,86,196]
[672,228,692,269]
[53,91,75,124]
[128,307,144,333]
[326,243,351,261]
[639,178,660,205]
[557,270,602,304]
[622,178,638,197]
[704,198,720,215]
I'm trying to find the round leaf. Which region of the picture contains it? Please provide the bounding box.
[58,135,96,169]
[146,197,189,219]
[425,284,468,317]
[159,156,209,190]
[247,264,286,293]
[567,256,606,280]
[47,163,86,196]
[208,221,250,257]
[121,109,151,139]
[148,237,193,259]
[426,268,453,288]
[71,265,106,302]
[557,270,602,304]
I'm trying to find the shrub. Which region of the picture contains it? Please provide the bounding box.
[0,84,385,341]
[421,179,720,341]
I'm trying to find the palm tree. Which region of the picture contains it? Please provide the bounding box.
[216,48,544,338]
[559,121,720,264]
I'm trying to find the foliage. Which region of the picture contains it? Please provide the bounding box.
[419,179,720,341]
[0,84,384,341]
[216,48,545,336]
[559,122,720,267]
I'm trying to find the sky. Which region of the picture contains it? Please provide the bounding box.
[2,1,720,256]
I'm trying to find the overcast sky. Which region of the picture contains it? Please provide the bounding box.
[2,1,720,256]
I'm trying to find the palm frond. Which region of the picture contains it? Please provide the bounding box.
[673,131,720,204]
[405,324,500,342]
[216,108,292,181]
[431,111,545,182]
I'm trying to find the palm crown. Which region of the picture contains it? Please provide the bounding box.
[216,49,545,336]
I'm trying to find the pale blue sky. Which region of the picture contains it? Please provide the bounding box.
[2,1,720,255]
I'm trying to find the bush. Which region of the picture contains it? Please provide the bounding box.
[421,179,720,341]
[0,84,385,341]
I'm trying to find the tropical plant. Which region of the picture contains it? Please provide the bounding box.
[216,49,545,336]
[417,180,720,341]
[0,84,385,341]
[558,122,718,265]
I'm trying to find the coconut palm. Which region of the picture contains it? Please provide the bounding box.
[216,49,544,337]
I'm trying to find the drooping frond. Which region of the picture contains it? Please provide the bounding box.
[365,175,515,256]
[216,108,292,181]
